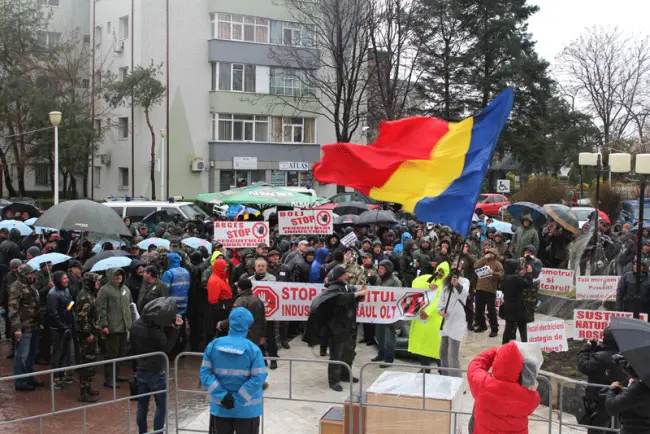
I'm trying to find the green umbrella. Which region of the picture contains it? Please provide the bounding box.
[196,183,322,208]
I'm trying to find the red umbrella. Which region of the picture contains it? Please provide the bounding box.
[598,210,610,224]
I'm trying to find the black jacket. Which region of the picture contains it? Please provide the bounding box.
[130,298,180,373]
[577,335,627,406]
[617,271,650,314]
[325,280,362,338]
[605,379,650,434]
[67,273,83,302]
[0,230,22,266]
[291,253,313,283]
[46,286,74,330]
[500,274,528,322]
[220,289,266,344]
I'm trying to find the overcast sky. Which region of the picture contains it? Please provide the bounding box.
[528,0,650,65]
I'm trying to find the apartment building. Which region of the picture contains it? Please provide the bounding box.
[86,0,341,200]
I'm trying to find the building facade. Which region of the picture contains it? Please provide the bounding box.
[85,0,342,201]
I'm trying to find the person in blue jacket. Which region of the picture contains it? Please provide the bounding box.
[162,252,190,315]
[310,247,328,283]
[201,307,267,434]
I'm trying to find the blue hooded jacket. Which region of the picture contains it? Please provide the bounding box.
[393,232,412,255]
[200,307,267,419]
[310,247,328,283]
[161,252,190,315]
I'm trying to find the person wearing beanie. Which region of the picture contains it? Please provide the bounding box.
[67,260,84,302]
[201,307,267,432]
[324,265,368,392]
[46,271,74,389]
[9,264,42,391]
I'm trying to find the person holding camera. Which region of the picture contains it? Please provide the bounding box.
[605,355,650,434]
[577,328,627,434]
[518,245,542,323]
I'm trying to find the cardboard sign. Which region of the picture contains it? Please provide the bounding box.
[475,266,492,279]
[213,221,269,248]
[573,309,648,341]
[527,320,568,353]
[251,281,433,324]
[278,210,333,235]
[576,276,620,300]
[340,232,358,247]
[538,268,574,293]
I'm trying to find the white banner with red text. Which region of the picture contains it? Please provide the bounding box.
[573,309,648,341]
[251,281,434,324]
[527,320,569,353]
[537,268,574,293]
[214,221,270,248]
[278,210,333,235]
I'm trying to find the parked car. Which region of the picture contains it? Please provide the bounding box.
[619,200,650,227]
[475,194,510,216]
[328,191,382,210]
[571,207,594,230]
[103,199,209,223]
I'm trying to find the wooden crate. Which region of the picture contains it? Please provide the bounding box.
[320,406,344,434]
[364,372,463,434]
[344,392,367,434]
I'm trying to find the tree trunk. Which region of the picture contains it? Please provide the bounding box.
[145,108,157,200]
[70,175,78,199]
[0,148,17,197]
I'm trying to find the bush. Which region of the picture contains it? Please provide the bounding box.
[510,176,566,205]
[591,182,622,221]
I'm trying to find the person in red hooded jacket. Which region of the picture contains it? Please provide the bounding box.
[468,341,541,434]
[206,258,232,340]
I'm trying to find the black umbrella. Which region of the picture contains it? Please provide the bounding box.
[334,214,360,226]
[142,209,182,226]
[610,317,650,384]
[82,250,131,271]
[358,210,398,226]
[2,202,42,218]
[34,200,132,237]
[332,201,370,216]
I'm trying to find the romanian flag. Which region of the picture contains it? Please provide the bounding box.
[313,88,514,234]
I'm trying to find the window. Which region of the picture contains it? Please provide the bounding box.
[216,62,255,92]
[119,16,129,40]
[107,21,112,34]
[270,68,316,97]
[213,114,268,142]
[93,166,101,187]
[124,206,158,222]
[94,119,102,135]
[38,31,61,47]
[95,26,102,45]
[83,34,91,44]
[81,78,90,89]
[118,117,129,139]
[211,13,269,43]
[271,21,314,47]
[119,67,128,81]
[210,62,216,91]
[271,117,315,143]
[34,164,51,186]
[38,0,59,6]
[119,167,129,190]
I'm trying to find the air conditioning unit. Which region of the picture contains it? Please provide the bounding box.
[114,40,124,53]
[190,157,205,172]
[100,153,111,165]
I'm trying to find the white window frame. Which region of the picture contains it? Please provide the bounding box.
[270,68,316,97]
[93,166,101,188]
[216,63,255,93]
[118,167,129,190]
[38,31,61,48]
[118,117,129,139]
[282,117,304,143]
[211,13,269,44]
[212,114,269,142]
[119,16,129,40]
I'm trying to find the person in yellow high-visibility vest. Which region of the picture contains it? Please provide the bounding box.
[408,261,449,373]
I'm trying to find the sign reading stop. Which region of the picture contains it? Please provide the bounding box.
[253,285,279,318]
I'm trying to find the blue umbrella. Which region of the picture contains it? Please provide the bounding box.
[488,219,514,235]
[505,202,547,225]
[90,256,133,272]
[225,205,260,219]
[181,237,212,254]
[26,252,72,268]
[92,239,126,253]
[0,220,32,236]
[24,217,37,226]
[24,217,58,234]
[137,237,171,250]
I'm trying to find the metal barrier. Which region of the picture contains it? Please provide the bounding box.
[558,379,619,433]
[358,362,554,434]
[0,351,170,434]
[174,352,355,434]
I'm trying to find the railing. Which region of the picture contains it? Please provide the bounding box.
[558,379,620,433]
[0,351,170,434]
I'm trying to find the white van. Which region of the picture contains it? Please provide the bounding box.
[283,187,318,198]
[102,199,209,223]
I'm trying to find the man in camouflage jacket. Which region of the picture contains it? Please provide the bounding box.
[75,273,102,402]
[8,264,42,391]
[343,249,366,286]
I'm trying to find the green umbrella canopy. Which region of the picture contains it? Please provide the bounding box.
[196,183,323,208]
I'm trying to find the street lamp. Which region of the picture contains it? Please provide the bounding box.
[49,111,62,205]
[160,129,167,201]
[579,152,602,248]
[634,154,650,319]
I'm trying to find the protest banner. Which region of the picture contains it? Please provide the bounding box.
[576,276,620,300]
[527,320,568,353]
[252,281,433,323]
[340,232,358,247]
[475,266,492,279]
[278,210,333,235]
[573,309,648,340]
[213,221,269,248]
[537,268,574,293]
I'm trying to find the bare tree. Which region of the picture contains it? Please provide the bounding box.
[366,0,425,128]
[266,0,371,143]
[557,26,650,147]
